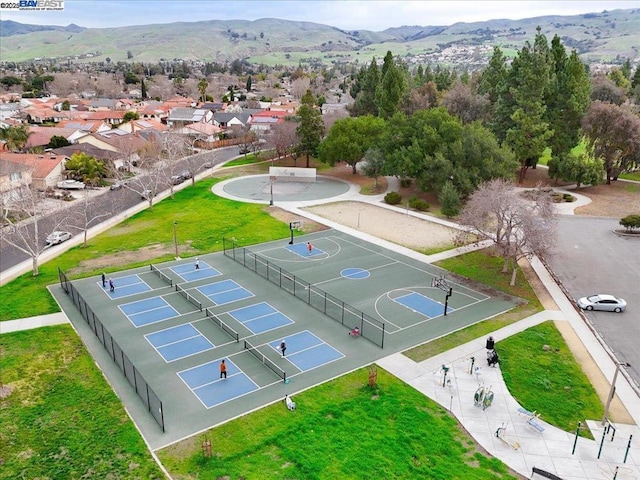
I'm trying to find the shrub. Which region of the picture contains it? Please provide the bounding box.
[400,178,412,188]
[408,195,430,211]
[619,214,640,232]
[439,181,462,217]
[562,193,576,202]
[384,191,402,205]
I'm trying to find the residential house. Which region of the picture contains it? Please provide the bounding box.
[76,130,148,170]
[166,108,213,128]
[80,110,126,126]
[86,98,125,111]
[175,122,223,144]
[56,120,111,134]
[52,143,120,165]
[136,101,168,122]
[26,126,85,150]
[321,103,349,115]
[1,152,68,190]
[118,119,168,135]
[0,158,33,198]
[212,111,253,129]
[248,110,288,133]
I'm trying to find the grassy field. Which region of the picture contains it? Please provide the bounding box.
[0,178,292,321]
[0,325,164,479]
[405,251,543,361]
[157,367,521,480]
[0,169,606,478]
[496,321,604,438]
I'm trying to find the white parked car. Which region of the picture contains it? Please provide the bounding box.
[46,231,73,246]
[57,180,85,190]
[577,294,626,313]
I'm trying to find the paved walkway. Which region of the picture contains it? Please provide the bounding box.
[4,173,639,479]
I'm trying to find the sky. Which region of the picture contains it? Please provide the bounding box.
[2,0,638,31]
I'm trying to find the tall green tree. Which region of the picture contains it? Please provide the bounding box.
[296,90,325,168]
[349,58,380,117]
[375,51,407,119]
[505,28,554,183]
[197,79,209,103]
[582,101,640,183]
[547,38,591,167]
[479,46,508,105]
[317,115,385,173]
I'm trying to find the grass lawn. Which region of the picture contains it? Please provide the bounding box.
[0,178,292,321]
[0,325,163,479]
[157,367,521,480]
[405,250,543,361]
[496,321,604,437]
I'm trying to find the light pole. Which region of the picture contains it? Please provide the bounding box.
[269,176,274,206]
[173,221,178,258]
[602,362,630,426]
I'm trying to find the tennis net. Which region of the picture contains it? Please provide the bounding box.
[175,284,202,311]
[205,307,239,342]
[150,264,173,286]
[244,339,286,383]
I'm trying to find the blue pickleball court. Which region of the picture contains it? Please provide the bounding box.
[227,302,294,334]
[171,261,222,282]
[197,279,254,306]
[394,292,453,318]
[105,274,152,299]
[119,296,180,327]
[178,359,258,408]
[145,323,214,362]
[286,243,324,258]
[269,330,344,372]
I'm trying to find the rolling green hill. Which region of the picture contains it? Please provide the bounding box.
[1,8,638,65]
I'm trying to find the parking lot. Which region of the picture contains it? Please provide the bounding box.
[546,215,640,387]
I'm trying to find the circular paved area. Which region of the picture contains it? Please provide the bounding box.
[212,175,355,204]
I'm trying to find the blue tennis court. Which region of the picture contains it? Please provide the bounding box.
[171,261,222,282]
[227,302,293,334]
[394,292,452,318]
[105,274,151,299]
[119,296,180,327]
[178,359,258,408]
[269,331,343,372]
[145,323,214,362]
[286,243,323,258]
[197,279,254,306]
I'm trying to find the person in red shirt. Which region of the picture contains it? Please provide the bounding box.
[220,359,227,379]
[307,242,313,255]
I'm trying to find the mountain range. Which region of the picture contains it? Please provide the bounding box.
[1,8,639,66]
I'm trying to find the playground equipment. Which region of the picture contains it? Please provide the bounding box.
[518,407,545,433]
[473,384,494,410]
[495,423,520,450]
[473,384,486,407]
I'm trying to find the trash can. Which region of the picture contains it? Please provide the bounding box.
[485,336,495,350]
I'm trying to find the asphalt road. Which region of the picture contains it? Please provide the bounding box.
[545,215,640,388]
[0,148,237,273]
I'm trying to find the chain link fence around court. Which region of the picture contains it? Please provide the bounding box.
[58,268,165,432]
[222,238,385,348]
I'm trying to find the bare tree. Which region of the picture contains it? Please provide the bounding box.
[126,141,165,208]
[442,81,490,124]
[0,169,67,276]
[268,121,299,161]
[290,77,311,99]
[162,132,190,193]
[323,108,349,132]
[77,189,113,247]
[456,178,555,285]
[94,73,122,98]
[147,75,175,100]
